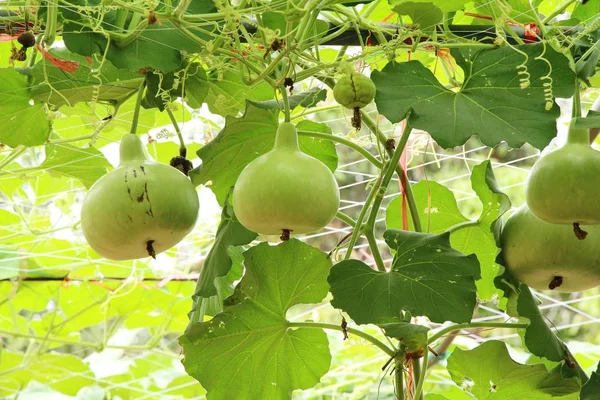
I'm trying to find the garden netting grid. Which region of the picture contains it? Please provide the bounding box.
[1,2,600,399]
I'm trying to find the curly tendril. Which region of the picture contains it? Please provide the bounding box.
[534,40,555,111]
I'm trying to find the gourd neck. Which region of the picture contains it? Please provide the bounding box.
[274,122,300,151]
[119,134,148,164]
[566,123,590,146]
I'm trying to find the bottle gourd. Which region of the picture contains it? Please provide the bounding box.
[526,122,600,239]
[232,122,340,238]
[81,134,199,260]
[500,204,600,292]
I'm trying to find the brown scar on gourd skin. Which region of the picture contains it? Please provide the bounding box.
[573,223,588,240]
[146,240,156,259]
[548,276,563,290]
[280,229,291,242]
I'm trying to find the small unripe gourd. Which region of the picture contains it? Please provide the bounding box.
[333,71,376,129]
[232,122,340,237]
[81,134,199,260]
[526,122,600,237]
[333,71,376,109]
[500,204,600,292]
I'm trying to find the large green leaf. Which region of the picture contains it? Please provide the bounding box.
[0,68,51,147]
[494,269,587,382]
[447,340,580,399]
[40,144,111,188]
[30,47,143,108]
[180,239,332,400]
[190,103,338,204]
[516,284,566,362]
[387,161,510,300]
[328,230,480,324]
[372,43,575,149]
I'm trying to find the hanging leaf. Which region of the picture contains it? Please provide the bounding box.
[187,200,257,323]
[387,161,510,300]
[494,268,588,383]
[447,340,580,399]
[372,43,575,149]
[180,239,332,399]
[328,230,480,324]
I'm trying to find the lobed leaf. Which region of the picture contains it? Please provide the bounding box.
[181,239,332,400]
[373,44,575,149]
[328,230,480,324]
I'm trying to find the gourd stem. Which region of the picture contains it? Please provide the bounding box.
[567,79,590,145]
[166,107,187,156]
[280,86,291,123]
[572,78,581,119]
[130,79,147,135]
[274,122,300,150]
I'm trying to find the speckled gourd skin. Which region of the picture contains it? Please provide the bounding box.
[232,122,340,235]
[81,134,199,260]
[333,72,376,109]
[500,204,600,292]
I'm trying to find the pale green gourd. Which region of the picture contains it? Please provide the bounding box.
[232,122,340,236]
[81,134,199,260]
[526,122,600,228]
[500,204,600,292]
